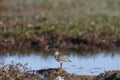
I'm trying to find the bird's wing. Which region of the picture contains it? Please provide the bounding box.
[58,54,71,62]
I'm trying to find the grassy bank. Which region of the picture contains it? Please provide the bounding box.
[0,0,120,51]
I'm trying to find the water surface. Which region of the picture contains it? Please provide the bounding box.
[0,51,120,75]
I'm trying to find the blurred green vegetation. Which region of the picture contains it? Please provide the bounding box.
[0,0,120,50]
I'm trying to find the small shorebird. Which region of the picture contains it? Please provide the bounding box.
[54,51,71,68]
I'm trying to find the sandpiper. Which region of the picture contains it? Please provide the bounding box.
[54,51,71,68]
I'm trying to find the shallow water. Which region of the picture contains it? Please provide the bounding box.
[0,51,120,75]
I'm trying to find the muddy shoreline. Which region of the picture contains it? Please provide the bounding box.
[37,68,120,80]
[0,63,120,80]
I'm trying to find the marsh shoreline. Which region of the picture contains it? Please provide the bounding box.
[37,68,120,80]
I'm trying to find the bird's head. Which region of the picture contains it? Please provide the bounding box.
[54,51,59,56]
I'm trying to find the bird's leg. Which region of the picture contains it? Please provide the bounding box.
[60,62,62,68]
